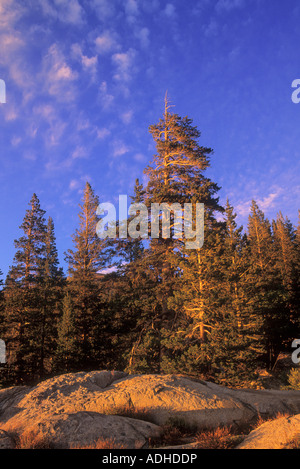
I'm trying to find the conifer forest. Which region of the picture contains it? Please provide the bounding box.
[1,101,299,389]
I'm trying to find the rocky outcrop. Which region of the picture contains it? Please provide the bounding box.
[237,414,300,449]
[27,411,161,449]
[1,370,300,449]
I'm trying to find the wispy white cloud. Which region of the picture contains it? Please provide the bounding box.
[96,127,111,139]
[89,0,115,20]
[23,151,37,161]
[99,81,114,109]
[2,100,18,121]
[215,0,245,13]
[125,0,139,24]
[112,48,137,82]
[11,136,21,146]
[134,152,146,163]
[27,122,38,139]
[234,187,283,219]
[41,44,78,102]
[135,27,150,49]
[45,155,73,172]
[0,34,24,64]
[33,103,68,146]
[203,19,218,37]
[258,189,283,213]
[46,120,68,146]
[112,140,130,158]
[71,43,98,81]
[95,30,120,55]
[163,3,176,18]
[38,0,85,25]
[120,110,133,125]
[69,175,91,192]
[0,0,25,29]
[71,145,89,160]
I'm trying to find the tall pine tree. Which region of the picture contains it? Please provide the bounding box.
[3,195,63,383]
[63,182,108,370]
[247,201,286,369]
[127,95,223,373]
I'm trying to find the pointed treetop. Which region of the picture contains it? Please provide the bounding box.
[164,91,175,118]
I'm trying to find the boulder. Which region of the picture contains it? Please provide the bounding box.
[1,370,300,449]
[237,414,300,449]
[28,411,161,449]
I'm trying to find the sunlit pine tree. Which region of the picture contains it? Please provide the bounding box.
[37,217,65,377]
[3,194,47,382]
[55,292,77,373]
[132,95,223,373]
[247,200,286,369]
[64,182,108,370]
[272,211,299,341]
[205,200,263,386]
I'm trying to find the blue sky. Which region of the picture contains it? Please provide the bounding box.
[0,0,300,278]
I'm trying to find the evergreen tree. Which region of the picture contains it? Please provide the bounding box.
[55,293,77,373]
[0,269,4,348]
[119,178,145,264]
[64,182,108,370]
[205,200,263,386]
[247,201,286,369]
[294,210,300,327]
[3,195,63,383]
[0,269,3,330]
[37,217,65,377]
[128,95,223,373]
[272,212,299,344]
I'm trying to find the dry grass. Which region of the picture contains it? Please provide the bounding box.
[284,436,300,449]
[14,427,53,449]
[105,404,157,423]
[71,438,126,449]
[149,417,198,448]
[249,411,292,431]
[195,426,243,449]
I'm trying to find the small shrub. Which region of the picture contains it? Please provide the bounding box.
[149,417,198,448]
[15,428,53,449]
[195,426,242,449]
[105,404,156,424]
[286,368,300,390]
[250,411,292,431]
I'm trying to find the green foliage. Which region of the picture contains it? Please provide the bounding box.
[286,367,300,390]
[2,195,65,384]
[1,101,299,389]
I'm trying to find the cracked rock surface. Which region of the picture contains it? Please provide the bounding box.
[1,370,300,449]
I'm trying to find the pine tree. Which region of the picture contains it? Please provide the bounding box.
[128,95,223,373]
[0,269,3,329]
[3,195,63,382]
[272,212,299,344]
[0,269,4,347]
[205,200,263,386]
[37,217,65,377]
[64,182,108,370]
[55,293,77,373]
[120,178,145,264]
[65,182,107,278]
[294,210,300,327]
[247,201,286,369]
